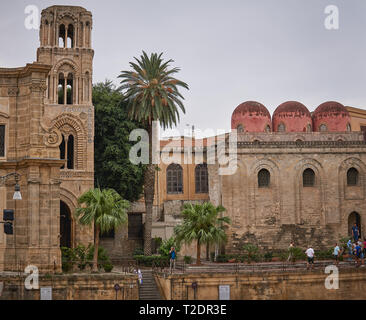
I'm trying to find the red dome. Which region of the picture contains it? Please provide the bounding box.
[231,101,271,132]
[313,101,351,132]
[272,101,312,132]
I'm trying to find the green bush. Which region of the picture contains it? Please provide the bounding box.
[264,251,273,261]
[133,255,170,267]
[184,256,193,264]
[288,247,306,262]
[242,244,259,263]
[316,248,334,260]
[61,246,76,272]
[103,263,114,272]
[133,247,144,256]
[216,254,229,263]
[158,237,180,257]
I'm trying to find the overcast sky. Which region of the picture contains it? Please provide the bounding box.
[1,0,366,137]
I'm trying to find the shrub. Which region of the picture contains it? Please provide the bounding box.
[264,251,273,262]
[86,245,111,269]
[216,254,229,263]
[133,247,144,256]
[103,263,114,272]
[184,256,193,264]
[61,247,76,272]
[316,248,333,260]
[242,244,259,263]
[158,237,180,257]
[133,255,169,267]
[289,247,306,262]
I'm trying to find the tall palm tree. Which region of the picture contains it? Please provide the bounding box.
[75,188,129,271]
[174,202,231,265]
[119,51,188,255]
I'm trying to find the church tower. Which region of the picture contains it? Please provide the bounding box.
[37,6,94,251]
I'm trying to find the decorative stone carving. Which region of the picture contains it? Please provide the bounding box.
[7,87,18,96]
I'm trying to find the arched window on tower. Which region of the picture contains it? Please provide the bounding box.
[67,135,74,169]
[58,73,65,105]
[303,168,315,187]
[66,73,73,105]
[59,134,66,169]
[59,24,66,47]
[195,163,209,193]
[237,124,244,133]
[265,125,271,133]
[85,72,90,103]
[306,124,312,132]
[67,24,74,48]
[347,168,359,186]
[258,169,270,188]
[346,123,351,132]
[167,163,183,194]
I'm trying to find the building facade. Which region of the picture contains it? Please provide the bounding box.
[0,5,94,272]
[107,101,366,259]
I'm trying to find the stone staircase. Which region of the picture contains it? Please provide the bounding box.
[138,270,163,300]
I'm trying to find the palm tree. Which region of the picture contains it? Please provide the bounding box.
[174,202,231,265]
[119,51,188,255]
[75,188,129,271]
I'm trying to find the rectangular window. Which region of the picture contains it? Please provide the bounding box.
[128,213,143,239]
[0,125,5,157]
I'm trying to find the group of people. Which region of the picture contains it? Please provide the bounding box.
[299,223,366,270]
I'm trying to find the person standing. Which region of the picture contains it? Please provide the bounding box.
[347,239,353,261]
[354,242,362,267]
[169,246,176,273]
[352,223,359,242]
[287,241,294,263]
[305,245,315,270]
[333,243,340,266]
[138,269,143,285]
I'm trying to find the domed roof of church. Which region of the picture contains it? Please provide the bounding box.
[231,101,271,132]
[313,101,351,132]
[272,101,312,132]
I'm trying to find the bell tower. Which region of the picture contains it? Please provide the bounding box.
[37,6,94,251]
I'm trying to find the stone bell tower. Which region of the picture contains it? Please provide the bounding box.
[37,6,94,251]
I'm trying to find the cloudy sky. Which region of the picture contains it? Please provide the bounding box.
[1,0,366,137]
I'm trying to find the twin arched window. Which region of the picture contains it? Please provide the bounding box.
[277,123,286,132]
[347,168,359,186]
[59,134,75,169]
[166,163,209,194]
[59,24,74,48]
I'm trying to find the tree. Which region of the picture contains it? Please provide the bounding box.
[174,202,231,265]
[119,51,188,255]
[75,188,129,271]
[93,80,146,202]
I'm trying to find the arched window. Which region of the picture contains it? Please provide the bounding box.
[58,73,65,104]
[303,168,315,187]
[67,135,74,169]
[195,163,208,193]
[258,169,270,188]
[346,123,351,132]
[237,124,244,133]
[306,124,312,132]
[278,123,285,132]
[66,73,73,105]
[67,24,74,48]
[59,134,65,169]
[265,125,271,133]
[319,124,327,132]
[347,168,359,186]
[59,24,65,47]
[167,163,183,194]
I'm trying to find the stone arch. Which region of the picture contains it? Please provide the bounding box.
[294,158,325,225]
[338,157,366,226]
[60,187,78,248]
[53,59,79,76]
[249,158,281,226]
[51,113,87,170]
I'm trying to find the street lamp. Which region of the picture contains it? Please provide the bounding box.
[0,172,22,200]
